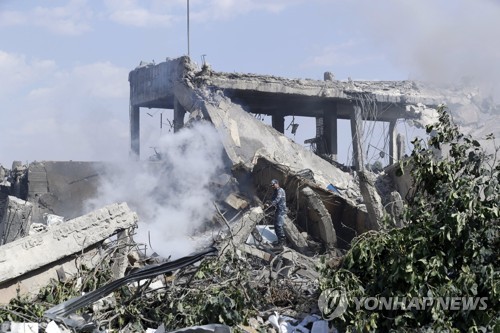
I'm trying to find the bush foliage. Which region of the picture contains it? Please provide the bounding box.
[319,107,499,332]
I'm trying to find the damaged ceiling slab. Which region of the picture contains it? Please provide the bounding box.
[129,56,480,166]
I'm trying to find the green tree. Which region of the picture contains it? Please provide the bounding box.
[319,106,499,332]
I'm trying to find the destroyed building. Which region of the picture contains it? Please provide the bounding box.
[0,55,495,332]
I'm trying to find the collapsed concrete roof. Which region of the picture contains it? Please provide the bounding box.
[128,56,484,167]
[174,78,354,190]
[129,56,475,120]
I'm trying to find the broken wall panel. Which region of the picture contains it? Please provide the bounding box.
[0,196,33,245]
[129,57,190,109]
[220,206,264,254]
[384,161,414,201]
[252,157,371,250]
[0,246,102,305]
[0,202,138,285]
[299,187,337,250]
[173,81,357,191]
[322,198,358,249]
[27,161,108,224]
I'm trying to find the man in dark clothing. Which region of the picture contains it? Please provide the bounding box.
[265,179,287,247]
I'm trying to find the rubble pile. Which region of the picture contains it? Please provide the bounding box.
[0,56,424,332]
[0,199,332,333]
[0,154,363,332]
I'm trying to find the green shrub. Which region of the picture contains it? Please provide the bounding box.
[319,106,499,332]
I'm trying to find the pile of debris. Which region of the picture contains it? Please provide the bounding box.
[0,57,415,333]
[0,199,330,332]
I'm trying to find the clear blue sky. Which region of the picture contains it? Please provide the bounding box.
[1,0,499,167]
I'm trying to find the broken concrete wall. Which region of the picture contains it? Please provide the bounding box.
[0,196,33,245]
[299,187,337,250]
[173,77,357,192]
[129,57,190,108]
[10,162,28,200]
[0,245,102,305]
[26,161,107,224]
[219,206,264,254]
[283,216,310,255]
[357,171,382,231]
[0,203,138,287]
[252,157,370,250]
[384,161,414,201]
[324,200,365,249]
[169,59,395,250]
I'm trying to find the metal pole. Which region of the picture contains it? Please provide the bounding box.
[187,0,190,58]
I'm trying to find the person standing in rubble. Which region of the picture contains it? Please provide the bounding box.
[265,179,287,247]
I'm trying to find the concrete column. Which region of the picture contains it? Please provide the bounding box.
[272,114,285,133]
[323,104,338,161]
[397,133,405,161]
[174,97,186,133]
[350,105,364,170]
[314,117,326,155]
[389,120,397,165]
[129,105,140,159]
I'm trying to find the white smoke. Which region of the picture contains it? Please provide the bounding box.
[85,121,226,259]
[362,0,500,100]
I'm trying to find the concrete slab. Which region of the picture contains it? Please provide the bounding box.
[224,193,248,210]
[174,82,356,191]
[0,202,138,284]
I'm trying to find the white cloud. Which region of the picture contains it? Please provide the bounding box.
[71,62,129,99]
[104,0,176,27]
[0,0,93,35]
[0,10,26,26]
[190,0,302,21]
[0,51,56,96]
[109,8,174,27]
[0,50,130,166]
[360,0,500,98]
[102,0,305,27]
[305,40,383,68]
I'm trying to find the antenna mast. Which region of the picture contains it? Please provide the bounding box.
[187,0,190,58]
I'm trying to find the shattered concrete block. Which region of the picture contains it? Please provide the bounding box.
[111,229,133,280]
[324,71,335,81]
[0,322,10,332]
[283,217,310,255]
[224,193,249,210]
[0,195,33,245]
[388,191,405,228]
[10,162,27,199]
[92,294,116,313]
[43,213,64,225]
[221,207,264,253]
[300,187,337,249]
[0,202,138,284]
[357,170,383,231]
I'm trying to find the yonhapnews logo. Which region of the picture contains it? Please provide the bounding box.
[318,289,489,320]
[317,288,348,320]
